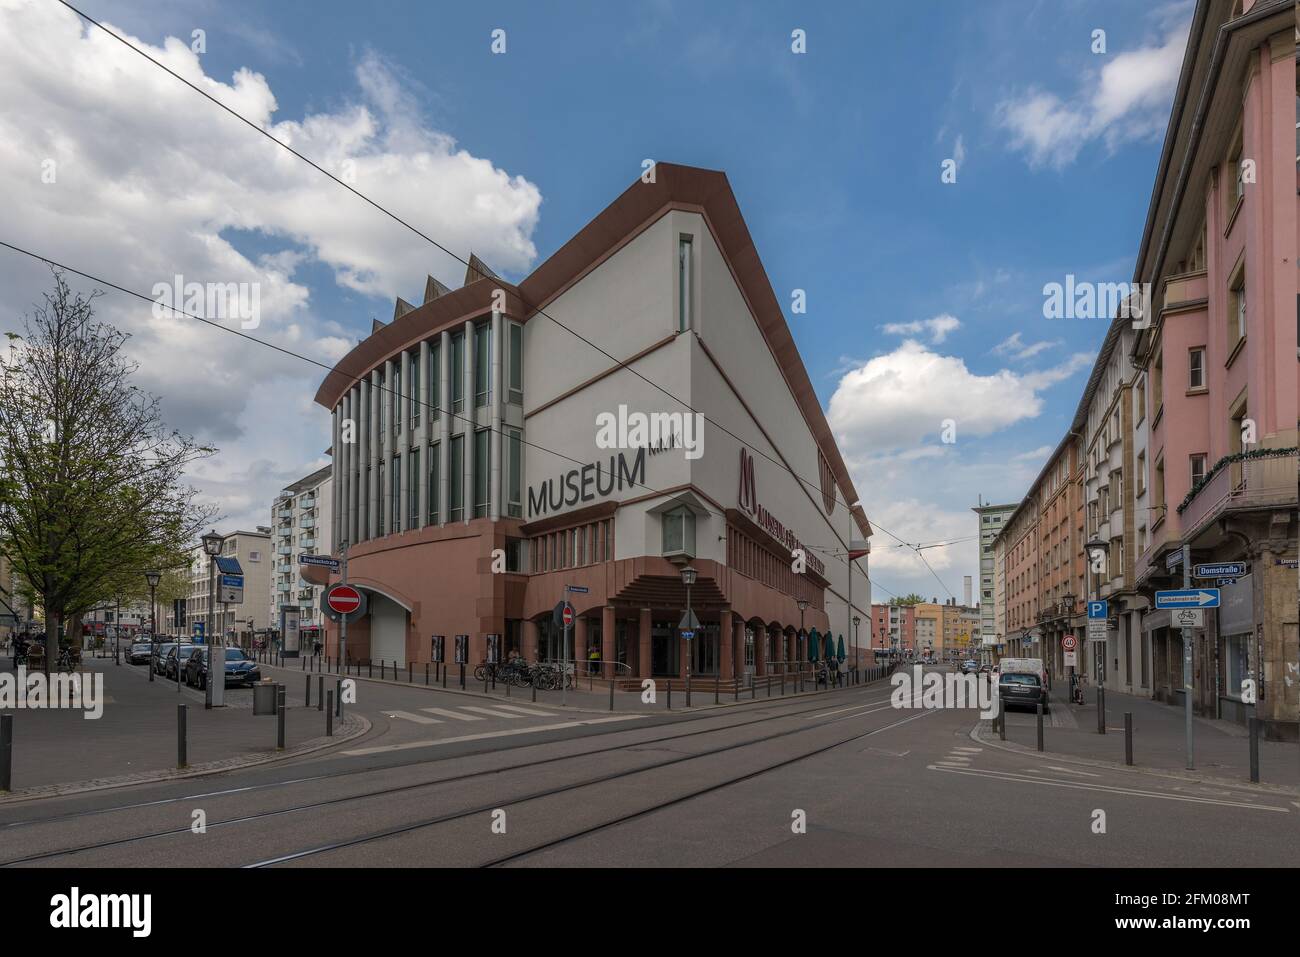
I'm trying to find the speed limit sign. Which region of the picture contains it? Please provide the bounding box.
[1061,634,1077,651]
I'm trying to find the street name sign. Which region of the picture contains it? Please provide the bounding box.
[1155,588,1220,609]
[565,585,589,594]
[1194,563,1245,578]
[300,555,341,572]
[1165,550,1183,571]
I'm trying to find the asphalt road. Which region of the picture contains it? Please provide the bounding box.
[2,667,1296,867]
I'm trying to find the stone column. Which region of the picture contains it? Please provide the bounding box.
[602,605,616,681]
[733,617,746,680]
[575,615,589,674]
[719,609,733,681]
[638,608,652,678]
[755,625,767,677]
[522,618,539,662]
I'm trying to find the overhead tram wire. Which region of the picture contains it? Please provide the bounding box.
[53,0,887,543]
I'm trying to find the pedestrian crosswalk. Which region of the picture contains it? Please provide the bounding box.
[384,703,565,726]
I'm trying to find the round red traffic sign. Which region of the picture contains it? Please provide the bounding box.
[326,585,362,615]
[1062,634,1077,651]
[562,604,574,627]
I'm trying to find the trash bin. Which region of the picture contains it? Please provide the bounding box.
[252,681,278,716]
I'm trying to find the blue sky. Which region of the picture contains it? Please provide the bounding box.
[0,0,1194,601]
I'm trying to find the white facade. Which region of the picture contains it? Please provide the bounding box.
[270,465,334,633]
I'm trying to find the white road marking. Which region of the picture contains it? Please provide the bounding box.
[385,710,442,725]
[927,765,1290,812]
[420,707,484,721]
[489,704,560,717]
[341,715,648,755]
[809,697,893,718]
[1045,765,1102,778]
[462,706,530,719]
[951,747,983,754]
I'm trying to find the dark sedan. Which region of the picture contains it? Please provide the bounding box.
[185,647,262,689]
[164,644,201,680]
[128,641,153,665]
[999,671,1050,711]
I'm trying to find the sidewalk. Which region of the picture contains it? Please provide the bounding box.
[0,656,367,801]
[257,654,878,715]
[978,678,1300,791]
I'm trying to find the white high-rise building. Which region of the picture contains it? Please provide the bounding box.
[269,465,334,642]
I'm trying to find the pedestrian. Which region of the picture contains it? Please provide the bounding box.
[589,645,600,676]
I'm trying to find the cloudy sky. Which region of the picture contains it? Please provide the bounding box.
[0,0,1192,602]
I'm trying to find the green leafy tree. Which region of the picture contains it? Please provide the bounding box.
[889,593,927,606]
[0,272,217,670]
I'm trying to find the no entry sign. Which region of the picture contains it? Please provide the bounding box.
[562,604,574,627]
[322,584,366,622]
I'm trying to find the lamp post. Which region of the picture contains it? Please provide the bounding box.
[144,570,166,691]
[796,598,809,669]
[680,566,697,705]
[201,530,224,709]
[852,615,860,670]
[847,498,861,670]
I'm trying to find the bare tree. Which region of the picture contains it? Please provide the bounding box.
[0,271,217,671]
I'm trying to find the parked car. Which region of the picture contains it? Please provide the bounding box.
[186,646,262,689]
[998,670,1049,711]
[128,641,153,665]
[150,642,178,674]
[164,644,201,680]
[961,659,979,674]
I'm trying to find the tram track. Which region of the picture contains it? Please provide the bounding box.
[245,701,931,867]
[1,685,899,865]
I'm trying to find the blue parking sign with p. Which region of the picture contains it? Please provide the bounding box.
[1087,601,1108,619]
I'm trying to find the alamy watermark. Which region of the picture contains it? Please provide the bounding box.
[890,665,998,719]
[595,404,704,460]
[1042,275,1150,328]
[0,667,104,719]
[152,274,261,329]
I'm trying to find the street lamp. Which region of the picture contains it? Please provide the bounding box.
[797,598,810,669]
[201,530,224,709]
[680,566,697,705]
[144,570,162,688]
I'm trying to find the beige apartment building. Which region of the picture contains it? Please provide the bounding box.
[183,528,272,645]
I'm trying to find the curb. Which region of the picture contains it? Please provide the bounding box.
[0,712,372,807]
[969,720,1300,797]
[258,664,873,716]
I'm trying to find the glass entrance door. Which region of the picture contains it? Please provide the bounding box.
[651,620,676,676]
[692,623,719,676]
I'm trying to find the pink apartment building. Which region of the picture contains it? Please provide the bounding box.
[1131,0,1296,737]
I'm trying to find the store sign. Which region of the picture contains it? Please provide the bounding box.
[527,449,645,518]
[738,448,824,577]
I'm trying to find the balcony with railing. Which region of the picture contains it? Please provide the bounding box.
[1178,449,1298,541]
[299,535,316,549]
[299,495,316,509]
[277,544,292,555]
[299,516,316,529]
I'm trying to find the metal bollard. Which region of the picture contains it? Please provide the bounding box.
[714,677,719,705]
[301,655,306,671]
[368,660,373,678]
[1249,717,1259,783]
[751,676,756,699]
[177,704,188,768]
[1124,712,1133,766]
[767,675,771,697]
[0,714,10,791]
[305,674,311,708]
[408,662,412,683]
[781,673,785,696]
[425,663,429,686]
[459,663,465,689]
[667,683,672,710]
[1036,702,1044,752]
[609,679,614,712]
[326,691,334,736]
[998,704,1006,742]
[335,679,342,718]
[317,675,324,711]
[1097,687,1106,734]
[483,670,489,694]
[531,677,536,702]
[734,678,738,703]
[276,686,286,750]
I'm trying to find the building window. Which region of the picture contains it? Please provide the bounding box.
[391,454,401,533]
[474,321,491,408]
[507,429,522,518]
[428,443,440,524]
[473,428,490,518]
[508,321,523,405]
[1135,375,1146,424]
[448,435,464,521]
[1136,450,1146,496]
[451,333,465,413]
[408,451,419,529]
[409,352,420,427]
[1190,453,1207,488]
[392,366,401,434]
[1188,347,1205,390]
[678,236,693,333]
[1229,267,1246,354]
[662,506,695,556]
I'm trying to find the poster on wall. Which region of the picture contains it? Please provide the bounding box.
[485,634,500,663]
[431,635,445,663]
[454,634,468,664]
